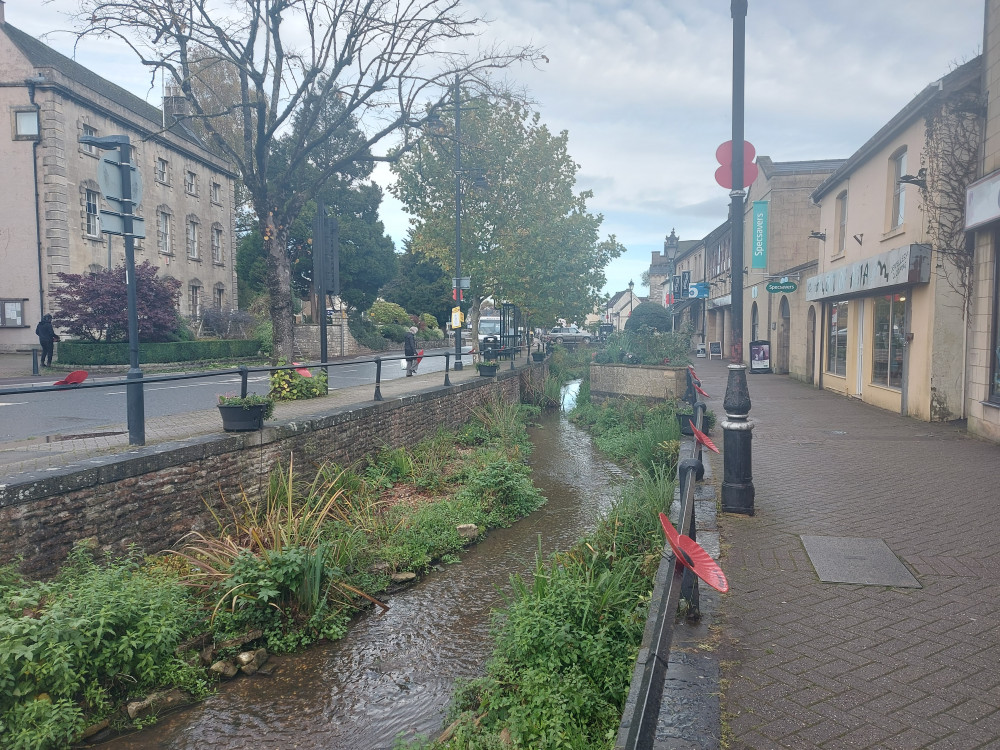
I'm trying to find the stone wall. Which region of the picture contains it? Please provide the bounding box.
[1,366,544,577]
[292,319,366,360]
[589,363,687,403]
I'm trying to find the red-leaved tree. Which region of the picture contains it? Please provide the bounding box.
[51,262,181,342]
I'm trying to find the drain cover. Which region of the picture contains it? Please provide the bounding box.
[801,536,920,588]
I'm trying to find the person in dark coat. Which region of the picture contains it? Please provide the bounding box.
[35,313,59,367]
[404,326,419,377]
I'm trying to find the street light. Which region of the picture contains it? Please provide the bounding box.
[628,279,634,319]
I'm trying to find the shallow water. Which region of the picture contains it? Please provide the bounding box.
[101,388,626,749]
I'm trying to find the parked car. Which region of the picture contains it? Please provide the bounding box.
[542,325,592,344]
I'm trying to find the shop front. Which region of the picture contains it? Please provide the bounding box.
[806,244,932,416]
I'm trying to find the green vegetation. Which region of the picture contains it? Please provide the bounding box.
[57,339,262,366]
[269,363,329,401]
[401,394,681,749]
[622,302,673,333]
[0,393,542,748]
[592,329,691,367]
[217,393,276,420]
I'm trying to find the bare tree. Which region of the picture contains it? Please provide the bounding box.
[921,80,985,320]
[70,0,537,360]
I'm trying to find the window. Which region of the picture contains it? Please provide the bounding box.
[81,124,98,154]
[189,284,202,318]
[1,299,26,327]
[185,170,197,195]
[827,301,848,377]
[890,148,906,230]
[836,190,848,255]
[211,224,223,264]
[214,284,225,310]
[14,108,40,139]
[186,218,199,259]
[157,209,172,254]
[85,189,101,236]
[155,158,169,184]
[990,230,1000,404]
[211,181,222,204]
[872,294,906,389]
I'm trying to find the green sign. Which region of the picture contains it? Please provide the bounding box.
[766,281,798,294]
[751,201,768,270]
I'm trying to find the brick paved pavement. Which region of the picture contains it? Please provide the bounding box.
[692,359,1000,750]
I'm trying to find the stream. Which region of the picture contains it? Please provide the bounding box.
[101,384,628,749]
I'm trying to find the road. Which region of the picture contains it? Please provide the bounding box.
[0,348,455,443]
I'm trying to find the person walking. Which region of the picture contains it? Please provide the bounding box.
[404,326,419,377]
[35,313,59,367]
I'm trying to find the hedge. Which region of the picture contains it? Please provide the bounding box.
[57,339,262,366]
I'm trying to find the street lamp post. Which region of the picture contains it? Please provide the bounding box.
[452,74,465,370]
[628,279,634,319]
[663,231,678,328]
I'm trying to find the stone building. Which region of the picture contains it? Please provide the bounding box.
[0,4,237,352]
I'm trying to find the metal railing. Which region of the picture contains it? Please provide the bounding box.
[0,346,537,446]
[615,366,709,750]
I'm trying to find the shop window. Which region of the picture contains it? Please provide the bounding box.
[991,234,1000,404]
[872,294,906,389]
[827,301,848,377]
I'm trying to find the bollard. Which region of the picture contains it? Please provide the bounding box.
[721,363,755,514]
[444,352,451,387]
[239,365,249,398]
[373,357,383,401]
[32,349,40,376]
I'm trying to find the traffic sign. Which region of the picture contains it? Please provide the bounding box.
[99,211,145,238]
[97,155,143,205]
[765,281,797,294]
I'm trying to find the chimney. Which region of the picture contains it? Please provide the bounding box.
[162,84,189,127]
[1,1,6,25]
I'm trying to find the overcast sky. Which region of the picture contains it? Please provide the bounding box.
[21,0,986,299]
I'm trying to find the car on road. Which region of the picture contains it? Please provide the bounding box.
[542,325,592,344]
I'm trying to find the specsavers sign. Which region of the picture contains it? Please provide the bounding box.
[751,201,768,270]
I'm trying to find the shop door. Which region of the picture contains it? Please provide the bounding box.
[807,305,816,383]
[777,297,790,374]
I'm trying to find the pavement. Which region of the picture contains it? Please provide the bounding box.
[689,358,1000,750]
[4,351,1000,749]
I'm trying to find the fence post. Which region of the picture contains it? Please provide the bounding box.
[444,352,451,386]
[239,365,249,398]
[374,357,383,401]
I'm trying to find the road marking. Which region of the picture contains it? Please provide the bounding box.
[103,376,269,396]
[0,402,28,407]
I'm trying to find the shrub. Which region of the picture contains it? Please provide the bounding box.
[348,313,390,351]
[51,261,181,342]
[57,339,262,365]
[419,313,439,330]
[367,300,411,326]
[381,323,408,343]
[269,363,328,401]
[623,302,672,333]
[593,329,690,367]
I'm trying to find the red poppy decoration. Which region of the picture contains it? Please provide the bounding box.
[688,364,700,381]
[417,349,424,366]
[292,362,313,378]
[691,423,719,453]
[659,512,729,592]
[53,370,88,386]
[693,382,710,398]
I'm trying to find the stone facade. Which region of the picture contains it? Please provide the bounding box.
[0,9,238,352]
[589,363,688,403]
[0,367,542,577]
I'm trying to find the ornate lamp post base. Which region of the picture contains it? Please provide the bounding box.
[721,363,755,515]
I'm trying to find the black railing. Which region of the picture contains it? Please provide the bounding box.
[615,366,709,750]
[0,348,517,446]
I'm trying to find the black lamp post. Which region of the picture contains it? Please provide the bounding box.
[452,75,465,370]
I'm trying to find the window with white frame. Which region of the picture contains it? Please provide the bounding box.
[211,224,223,264]
[185,170,197,195]
[827,301,849,377]
[155,158,169,184]
[81,124,98,154]
[890,148,906,230]
[872,293,906,389]
[157,209,172,254]
[214,283,225,309]
[186,218,199,259]
[13,108,39,140]
[85,189,101,236]
[1,299,26,327]
[211,181,222,204]
[189,284,202,318]
[836,190,848,255]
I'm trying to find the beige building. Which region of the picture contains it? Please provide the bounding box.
[965,1,1000,443]
[806,58,980,422]
[739,157,844,380]
[0,5,237,352]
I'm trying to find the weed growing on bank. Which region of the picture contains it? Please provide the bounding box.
[0,393,542,749]
[402,396,680,750]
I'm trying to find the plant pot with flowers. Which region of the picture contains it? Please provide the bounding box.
[217,393,275,431]
[476,360,499,377]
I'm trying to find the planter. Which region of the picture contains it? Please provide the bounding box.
[218,404,267,431]
[531,352,546,362]
[478,365,499,377]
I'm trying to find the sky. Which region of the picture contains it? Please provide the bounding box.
[19,0,987,299]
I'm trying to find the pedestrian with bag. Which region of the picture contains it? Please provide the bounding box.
[35,313,59,367]
[404,326,419,377]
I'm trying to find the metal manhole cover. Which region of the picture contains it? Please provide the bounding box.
[801,536,920,588]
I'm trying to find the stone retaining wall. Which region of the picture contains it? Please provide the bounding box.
[1,366,544,577]
[589,362,687,403]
